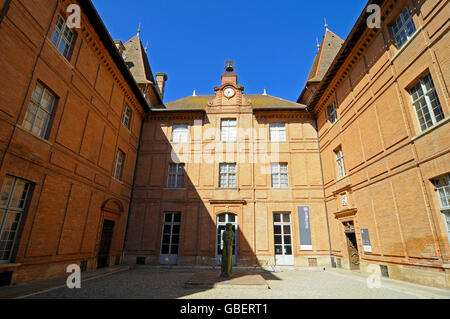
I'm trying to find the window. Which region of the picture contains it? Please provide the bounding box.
[335,147,346,179]
[392,6,416,49]
[409,73,444,132]
[327,102,338,124]
[270,123,287,142]
[113,149,125,181]
[433,174,450,212]
[22,82,56,139]
[167,164,185,189]
[0,176,31,262]
[219,164,237,188]
[361,229,372,253]
[122,105,132,129]
[271,163,289,188]
[172,125,188,143]
[221,119,237,142]
[273,213,293,258]
[160,212,181,265]
[50,15,75,59]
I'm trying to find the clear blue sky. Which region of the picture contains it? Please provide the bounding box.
[92,0,367,103]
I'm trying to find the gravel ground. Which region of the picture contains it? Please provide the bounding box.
[22,267,435,299]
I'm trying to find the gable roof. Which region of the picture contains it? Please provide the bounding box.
[298,0,384,108]
[123,34,156,85]
[152,94,306,112]
[307,29,344,83]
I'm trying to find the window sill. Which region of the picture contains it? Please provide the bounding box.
[411,116,450,142]
[216,188,240,191]
[45,38,74,69]
[390,27,423,63]
[327,119,339,132]
[0,263,21,269]
[15,124,53,146]
[164,188,186,190]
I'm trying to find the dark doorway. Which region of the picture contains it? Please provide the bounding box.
[344,221,360,270]
[97,220,115,269]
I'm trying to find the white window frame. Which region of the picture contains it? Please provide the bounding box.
[160,212,181,265]
[22,82,56,139]
[432,174,450,244]
[271,163,289,189]
[50,15,75,59]
[391,6,417,49]
[113,149,125,181]
[221,119,237,142]
[172,125,189,143]
[122,105,132,129]
[409,73,444,132]
[335,147,346,179]
[167,164,185,189]
[0,176,31,263]
[270,123,287,142]
[219,163,237,189]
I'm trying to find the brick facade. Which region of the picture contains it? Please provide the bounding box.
[299,0,449,287]
[0,0,158,285]
[0,0,448,289]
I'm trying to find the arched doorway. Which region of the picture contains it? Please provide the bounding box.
[216,213,238,266]
[98,199,123,269]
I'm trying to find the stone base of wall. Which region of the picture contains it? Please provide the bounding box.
[2,257,101,285]
[125,254,333,269]
[360,261,449,288]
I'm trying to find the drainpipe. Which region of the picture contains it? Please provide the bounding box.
[122,112,147,263]
[304,86,336,268]
[0,0,12,26]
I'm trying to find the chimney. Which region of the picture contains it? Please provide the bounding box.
[155,73,168,100]
[114,40,126,57]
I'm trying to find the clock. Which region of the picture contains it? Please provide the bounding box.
[224,87,235,99]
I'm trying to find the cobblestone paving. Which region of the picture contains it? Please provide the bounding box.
[24,268,435,299]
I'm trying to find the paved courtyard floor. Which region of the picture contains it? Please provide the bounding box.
[19,266,450,299]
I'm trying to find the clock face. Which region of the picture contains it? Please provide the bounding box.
[224,87,235,98]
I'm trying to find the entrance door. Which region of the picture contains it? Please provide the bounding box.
[344,221,360,270]
[98,220,115,269]
[274,213,294,266]
[160,212,181,265]
[216,213,237,266]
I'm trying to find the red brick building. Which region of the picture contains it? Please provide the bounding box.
[299,0,449,287]
[0,0,448,289]
[0,0,160,285]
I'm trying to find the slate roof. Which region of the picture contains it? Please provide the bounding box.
[123,34,156,84]
[307,29,344,83]
[152,94,306,112]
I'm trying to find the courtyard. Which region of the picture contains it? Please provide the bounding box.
[12,267,450,300]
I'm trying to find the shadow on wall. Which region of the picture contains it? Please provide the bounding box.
[123,114,273,266]
[121,114,283,297]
